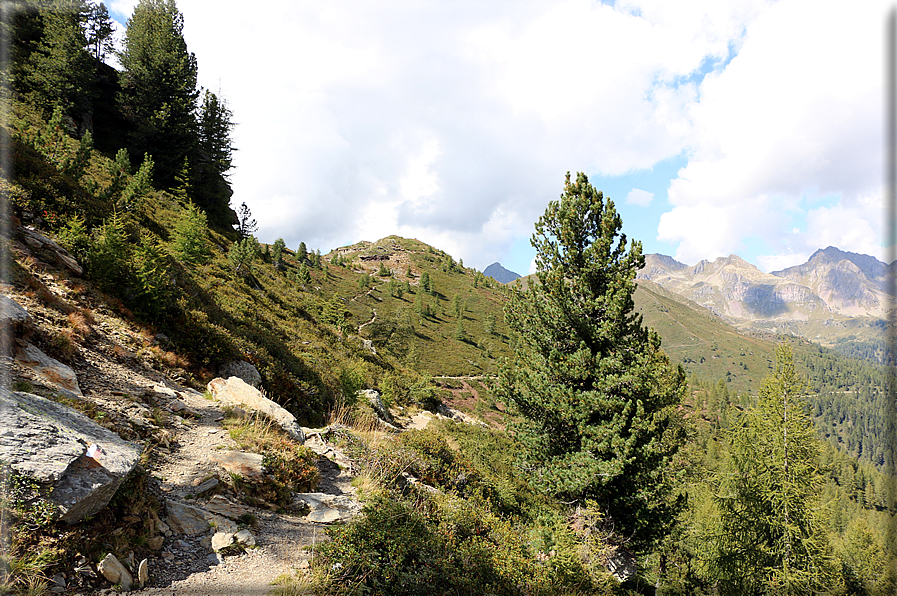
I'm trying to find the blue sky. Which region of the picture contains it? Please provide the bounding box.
[108,0,887,274]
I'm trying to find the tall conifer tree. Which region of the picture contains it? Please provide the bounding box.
[708,344,837,594]
[118,0,198,187]
[501,172,685,548]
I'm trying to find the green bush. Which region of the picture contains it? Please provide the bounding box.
[171,201,210,265]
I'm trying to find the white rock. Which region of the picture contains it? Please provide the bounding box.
[137,559,148,588]
[211,531,235,552]
[207,377,305,443]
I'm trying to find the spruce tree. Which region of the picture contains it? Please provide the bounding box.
[297,242,308,263]
[500,172,685,548]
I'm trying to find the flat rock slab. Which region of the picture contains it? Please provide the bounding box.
[207,377,305,443]
[211,451,266,482]
[166,501,212,536]
[15,342,82,397]
[203,494,250,520]
[293,492,361,523]
[0,390,140,523]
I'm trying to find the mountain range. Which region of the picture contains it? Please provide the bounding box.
[636,246,894,348]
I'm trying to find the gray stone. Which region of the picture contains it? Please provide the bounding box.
[137,559,148,588]
[207,553,222,565]
[55,251,83,276]
[165,501,211,536]
[220,360,262,388]
[15,343,82,397]
[234,529,256,547]
[144,384,177,400]
[211,450,266,481]
[97,553,133,591]
[307,507,341,524]
[604,546,637,582]
[0,390,140,523]
[207,377,305,443]
[293,492,361,523]
[0,295,29,326]
[167,399,187,412]
[359,389,393,424]
[203,494,250,520]
[147,536,164,550]
[194,477,219,495]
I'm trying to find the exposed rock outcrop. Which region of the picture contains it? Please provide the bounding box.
[0,389,141,524]
[207,376,305,443]
[15,342,82,397]
[219,360,263,388]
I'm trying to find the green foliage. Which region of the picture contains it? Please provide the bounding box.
[377,262,390,277]
[118,0,198,185]
[15,6,94,116]
[236,202,258,239]
[131,233,171,317]
[87,210,129,291]
[298,263,312,284]
[296,241,307,262]
[170,201,209,265]
[54,213,91,264]
[22,105,92,179]
[119,152,154,212]
[272,238,286,270]
[228,236,258,277]
[706,345,838,594]
[419,271,431,293]
[339,362,366,403]
[501,171,686,549]
[358,273,371,291]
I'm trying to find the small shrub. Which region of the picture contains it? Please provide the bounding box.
[171,201,210,265]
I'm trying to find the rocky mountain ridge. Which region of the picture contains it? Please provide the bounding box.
[637,246,894,346]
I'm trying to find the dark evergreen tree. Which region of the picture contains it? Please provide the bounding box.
[500,172,686,548]
[296,241,308,263]
[195,88,236,222]
[118,0,198,187]
[15,2,95,119]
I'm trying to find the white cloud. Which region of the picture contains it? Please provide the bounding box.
[626,189,655,207]
[660,0,885,263]
[101,0,884,270]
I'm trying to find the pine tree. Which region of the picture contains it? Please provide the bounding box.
[272,238,286,271]
[500,171,685,548]
[708,344,837,594]
[118,0,198,187]
[297,242,308,263]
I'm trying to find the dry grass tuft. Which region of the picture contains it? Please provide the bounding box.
[67,310,94,338]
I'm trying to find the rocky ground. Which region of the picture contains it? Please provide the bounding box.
[3,223,477,595]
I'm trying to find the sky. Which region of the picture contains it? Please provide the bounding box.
[107,0,888,275]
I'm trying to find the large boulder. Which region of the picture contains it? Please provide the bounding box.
[207,377,305,443]
[359,389,393,424]
[219,360,262,388]
[0,390,141,524]
[15,342,82,397]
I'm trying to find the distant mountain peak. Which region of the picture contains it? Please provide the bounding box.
[484,262,521,284]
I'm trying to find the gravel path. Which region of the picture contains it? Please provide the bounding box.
[129,387,358,596]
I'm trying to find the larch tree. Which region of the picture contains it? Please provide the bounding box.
[707,344,837,595]
[500,172,686,549]
[118,0,198,187]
